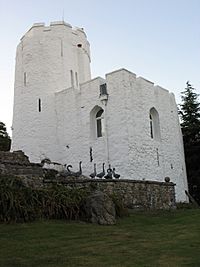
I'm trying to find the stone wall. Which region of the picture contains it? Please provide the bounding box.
[44,179,176,210]
[0,151,176,210]
[0,151,44,177]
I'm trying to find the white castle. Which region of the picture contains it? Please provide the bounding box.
[12,21,188,202]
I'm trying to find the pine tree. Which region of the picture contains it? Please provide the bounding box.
[0,121,11,151]
[179,82,200,203]
[179,81,200,147]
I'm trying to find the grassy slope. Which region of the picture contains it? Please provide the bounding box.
[0,209,200,267]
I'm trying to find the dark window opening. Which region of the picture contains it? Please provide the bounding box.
[156,148,160,166]
[149,108,161,141]
[61,40,63,57]
[150,114,153,138]
[38,98,41,112]
[75,72,78,87]
[100,83,108,96]
[97,119,102,137]
[24,72,27,86]
[77,44,82,48]
[90,147,93,162]
[96,109,104,138]
[70,70,74,87]
[96,109,103,118]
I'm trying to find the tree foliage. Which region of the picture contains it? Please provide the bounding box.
[179,81,200,147]
[179,82,200,203]
[0,121,11,151]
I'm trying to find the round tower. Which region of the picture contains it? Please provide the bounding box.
[12,21,91,162]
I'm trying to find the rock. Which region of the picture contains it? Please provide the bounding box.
[82,191,116,225]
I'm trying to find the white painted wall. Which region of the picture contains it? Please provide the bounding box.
[54,68,188,202]
[12,21,91,162]
[12,22,188,202]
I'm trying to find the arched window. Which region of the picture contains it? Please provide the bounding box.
[149,107,161,141]
[90,106,105,139]
[96,109,104,137]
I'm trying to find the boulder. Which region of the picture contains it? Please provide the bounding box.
[82,191,116,225]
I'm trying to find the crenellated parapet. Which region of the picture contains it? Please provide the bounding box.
[21,21,88,39]
[106,68,170,96]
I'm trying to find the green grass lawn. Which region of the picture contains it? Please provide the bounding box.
[0,209,200,267]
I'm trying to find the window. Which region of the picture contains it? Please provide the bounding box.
[70,70,74,87]
[149,107,161,140]
[100,83,108,96]
[96,109,104,137]
[24,72,27,86]
[156,148,160,166]
[61,40,63,57]
[38,98,41,112]
[150,114,153,138]
[90,106,105,139]
[75,72,78,87]
[90,147,93,162]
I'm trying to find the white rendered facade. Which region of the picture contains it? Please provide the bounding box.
[12,21,188,202]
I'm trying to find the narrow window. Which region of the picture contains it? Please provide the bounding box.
[24,72,27,86]
[150,114,153,138]
[70,70,74,87]
[61,40,63,57]
[149,108,161,141]
[90,147,93,162]
[38,98,41,112]
[75,72,78,87]
[156,148,160,166]
[96,109,104,137]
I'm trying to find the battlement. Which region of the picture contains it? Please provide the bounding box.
[154,85,169,94]
[106,68,137,78]
[21,21,87,40]
[31,21,72,30]
[137,76,154,85]
[105,68,170,94]
[50,21,72,27]
[32,22,45,28]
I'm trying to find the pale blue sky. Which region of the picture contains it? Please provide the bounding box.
[0,0,199,135]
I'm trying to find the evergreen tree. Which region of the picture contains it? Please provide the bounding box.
[0,121,11,151]
[179,81,200,147]
[179,82,200,203]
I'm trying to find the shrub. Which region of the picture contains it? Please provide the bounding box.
[111,194,129,218]
[0,176,89,223]
[176,202,198,210]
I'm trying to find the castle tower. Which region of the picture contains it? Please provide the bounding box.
[12,21,91,162]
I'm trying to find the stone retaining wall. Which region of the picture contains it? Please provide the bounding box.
[0,151,176,210]
[44,179,176,210]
